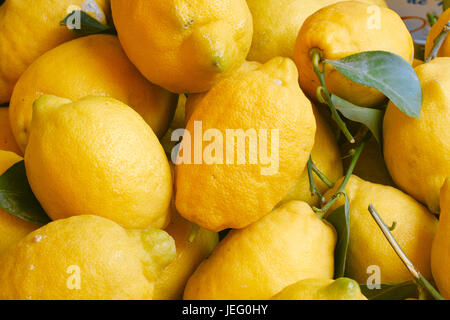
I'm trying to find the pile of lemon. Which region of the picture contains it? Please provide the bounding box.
[0,0,449,300]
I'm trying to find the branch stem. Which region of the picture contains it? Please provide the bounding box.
[307,157,323,200]
[368,204,444,300]
[425,22,450,62]
[315,131,371,217]
[310,48,355,143]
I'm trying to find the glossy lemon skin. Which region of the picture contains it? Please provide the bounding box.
[176,57,316,232]
[111,0,253,93]
[325,175,438,283]
[25,95,172,229]
[0,215,176,300]
[9,34,177,153]
[183,201,336,300]
[294,1,414,108]
[272,278,367,300]
[247,0,387,63]
[431,178,450,299]
[384,58,450,214]
[0,0,110,103]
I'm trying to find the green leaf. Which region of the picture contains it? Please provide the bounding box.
[360,281,419,300]
[60,10,116,36]
[326,51,422,118]
[326,193,350,278]
[331,95,384,143]
[0,161,51,225]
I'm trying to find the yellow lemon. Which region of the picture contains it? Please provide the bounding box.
[25,95,172,229]
[183,201,336,300]
[111,0,253,93]
[431,178,450,299]
[384,58,450,214]
[0,0,110,104]
[294,1,414,108]
[0,150,39,254]
[0,107,21,155]
[324,175,438,283]
[281,105,343,207]
[247,0,387,63]
[184,60,261,124]
[154,210,218,300]
[0,215,176,300]
[10,34,177,153]
[425,9,450,59]
[175,57,316,232]
[272,278,367,300]
[187,98,341,208]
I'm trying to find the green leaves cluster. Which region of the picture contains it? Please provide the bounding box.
[327,50,422,120]
[331,95,384,142]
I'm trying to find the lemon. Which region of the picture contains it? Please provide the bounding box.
[0,0,110,103]
[0,215,176,300]
[10,34,177,153]
[247,0,387,63]
[187,98,342,208]
[384,58,450,214]
[294,1,414,108]
[431,178,450,299]
[272,278,367,300]
[111,0,253,93]
[184,60,262,124]
[175,57,316,231]
[25,95,172,229]
[324,175,438,283]
[183,201,336,300]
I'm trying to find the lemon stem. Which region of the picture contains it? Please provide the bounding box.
[314,131,371,217]
[368,204,445,300]
[309,156,335,188]
[307,157,324,202]
[310,48,355,144]
[188,224,200,243]
[389,221,397,232]
[425,22,450,63]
